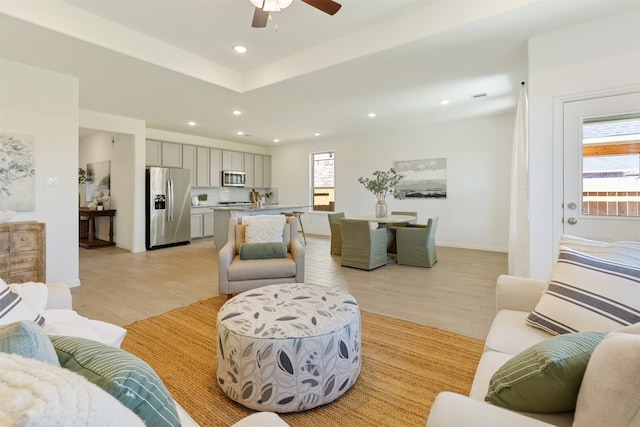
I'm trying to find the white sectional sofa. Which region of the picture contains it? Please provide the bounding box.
[427,235,640,427]
[0,279,290,427]
[428,275,573,426]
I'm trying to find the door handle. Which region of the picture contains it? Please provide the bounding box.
[567,217,577,225]
[168,180,174,222]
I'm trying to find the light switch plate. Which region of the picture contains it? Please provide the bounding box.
[45,176,58,187]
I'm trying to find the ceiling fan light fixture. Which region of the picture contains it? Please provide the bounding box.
[249,0,293,12]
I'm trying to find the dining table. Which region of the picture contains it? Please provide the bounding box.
[348,214,416,252]
[349,214,416,225]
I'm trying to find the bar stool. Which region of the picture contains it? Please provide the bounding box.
[282,211,307,245]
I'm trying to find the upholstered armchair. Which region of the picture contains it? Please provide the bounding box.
[394,217,439,268]
[327,212,345,255]
[218,216,305,297]
[339,219,388,270]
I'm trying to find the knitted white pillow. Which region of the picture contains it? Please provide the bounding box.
[0,352,145,427]
[243,215,286,243]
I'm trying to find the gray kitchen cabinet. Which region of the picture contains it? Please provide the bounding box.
[190,214,203,239]
[254,154,265,188]
[196,147,210,187]
[264,155,272,187]
[191,209,214,239]
[146,140,182,167]
[210,149,222,187]
[145,140,162,166]
[162,142,182,168]
[203,213,214,237]
[244,153,254,187]
[183,145,196,187]
[222,150,244,171]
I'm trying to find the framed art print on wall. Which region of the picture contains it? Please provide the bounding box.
[394,157,447,199]
[0,131,36,211]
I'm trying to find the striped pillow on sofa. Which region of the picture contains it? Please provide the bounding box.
[527,247,640,335]
[0,279,45,327]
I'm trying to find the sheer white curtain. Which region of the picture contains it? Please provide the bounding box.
[508,83,530,276]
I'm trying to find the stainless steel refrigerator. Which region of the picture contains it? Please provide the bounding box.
[146,167,191,249]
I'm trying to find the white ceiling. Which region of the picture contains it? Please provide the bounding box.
[1,0,638,146]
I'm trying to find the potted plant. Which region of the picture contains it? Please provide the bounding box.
[357,168,405,217]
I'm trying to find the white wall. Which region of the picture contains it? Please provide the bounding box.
[0,59,80,285]
[270,113,514,252]
[528,12,640,279]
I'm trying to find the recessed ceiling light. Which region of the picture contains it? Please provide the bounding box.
[367,112,376,118]
[232,110,242,116]
[439,99,450,105]
[314,133,321,137]
[237,131,244,136]
[187,121,196,126]
[233,45,247,54]
[273,139,280,143]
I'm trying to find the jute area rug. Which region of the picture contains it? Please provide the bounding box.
[122,296,484,427]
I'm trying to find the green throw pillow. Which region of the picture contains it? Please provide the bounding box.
[0,321,59,366]
[50,335,181,427]
[485,331,607,413]
[239,242,287,260]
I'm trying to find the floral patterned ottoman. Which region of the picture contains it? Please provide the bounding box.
[216,283,361,412]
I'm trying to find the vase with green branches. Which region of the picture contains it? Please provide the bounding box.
[357,168,405,217]
[78,168,86,206]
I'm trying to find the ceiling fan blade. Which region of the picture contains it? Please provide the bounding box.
[252,7,269,28]
[301,0,342,15]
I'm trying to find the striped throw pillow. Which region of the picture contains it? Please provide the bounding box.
[51,335,180,427]
[527,247,640,335]
[485,331,607,412]
[0,281,45,327]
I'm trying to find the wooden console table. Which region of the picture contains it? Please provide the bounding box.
[79,208,116,249]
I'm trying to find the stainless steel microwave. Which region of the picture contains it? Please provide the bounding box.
[222,170,245,187]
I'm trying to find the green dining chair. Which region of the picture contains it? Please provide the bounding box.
[391,211,417,224]
[327,212,345,255]
[388,211,417,253]
[340,219,388,270]
[395,217,439,268]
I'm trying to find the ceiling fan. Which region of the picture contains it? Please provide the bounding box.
[250,0,342,28]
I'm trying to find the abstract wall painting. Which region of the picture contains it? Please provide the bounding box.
[86,160,111,203]
[394,157,447,199]
[0,132,36,211]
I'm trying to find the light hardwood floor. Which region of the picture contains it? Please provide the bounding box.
[75,235,507,340]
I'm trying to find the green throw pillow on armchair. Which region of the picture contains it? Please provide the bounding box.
[239,242,287,260]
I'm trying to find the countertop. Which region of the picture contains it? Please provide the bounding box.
[210,204,308,212]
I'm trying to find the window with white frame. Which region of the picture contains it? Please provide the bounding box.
[312,152,335,212]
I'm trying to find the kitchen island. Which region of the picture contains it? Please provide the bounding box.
[212,205,309,250]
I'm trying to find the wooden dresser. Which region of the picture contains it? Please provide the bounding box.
[0,221,46,284]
